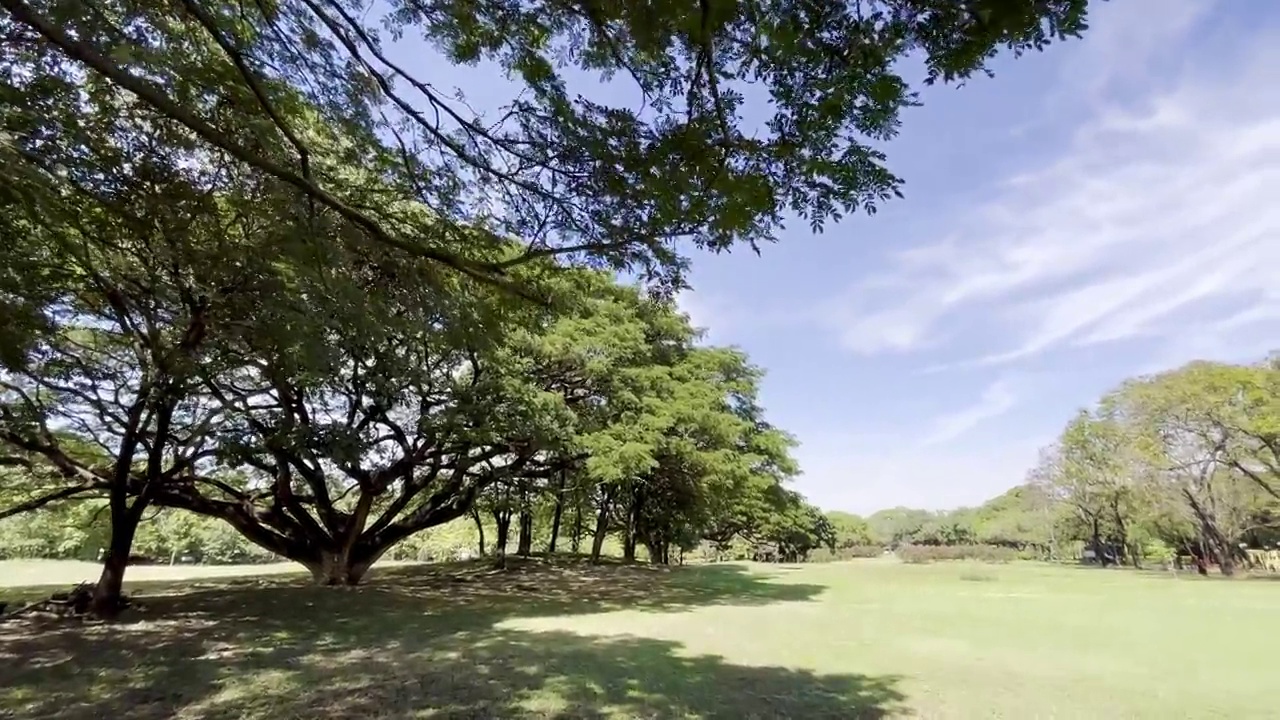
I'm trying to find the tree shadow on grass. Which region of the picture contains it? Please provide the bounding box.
[1,559,908,719]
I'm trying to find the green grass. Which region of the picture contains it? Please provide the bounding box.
[0,559,312,592]
[2,559,1277,719]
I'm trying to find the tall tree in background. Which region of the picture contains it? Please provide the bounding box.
[1035,359,1280,575]
[1055,410,1143,566]
[1111,363,1280,576]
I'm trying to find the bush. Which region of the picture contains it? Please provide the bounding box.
[1142,539,1176,566]
[807,545,886,563]
[897,544,1018,564]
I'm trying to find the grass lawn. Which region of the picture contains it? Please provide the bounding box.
[2,559,1277,719]
[0,560,313,591]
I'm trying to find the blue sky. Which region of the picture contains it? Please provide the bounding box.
[396,1,1280,513]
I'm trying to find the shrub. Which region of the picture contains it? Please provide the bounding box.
[806,546,886,563]
[1143,539,1176,566]
[897,544,1018,564]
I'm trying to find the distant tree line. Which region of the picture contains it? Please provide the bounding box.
[812,486,1057,562]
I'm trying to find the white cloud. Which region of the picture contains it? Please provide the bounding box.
[919,380,1017,447]
[676,288,748,341]
[790,2,1280,514]
[1055,0,1214,103]
[826,2,1280,371]
[676,288,715,332]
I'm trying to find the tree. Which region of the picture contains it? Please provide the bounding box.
[826,512,876,548]
[1111,364,1279,576]
[1029,359,1280,576]
[0,84,566,590]
[970,484,1056,556]
[0,64,294,611]
[866,507,934,547]
[1053,410,1145,566]
[753,495,834,562]
[3,0,1093,293]
[917,510,977,547]
[149,247,573,584]
[623,346,801,565]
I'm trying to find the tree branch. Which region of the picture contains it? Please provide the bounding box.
[0,0,526,293]
[0,484,107,521]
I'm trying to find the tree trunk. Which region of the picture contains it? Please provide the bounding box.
[622,487,640,562]
[1090,517,1104,566]
[1217,540,1237,577]
[517,509,533,556]
[471,509,486,557]
[1111,501,1136,568]
[493,509,511,569]
[1045,505,1059,561]
[547,493,564,554]
[306,550,374,585]
[90,495,146,618]
[1185,490,1235,577]
[335,492,375,576]
[590,499,610,563]
[571,502,583,554]
[643,540,661,564]
[623,530,637,561]
[646,539,670,565]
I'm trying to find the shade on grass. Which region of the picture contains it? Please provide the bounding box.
[2,559,1277,718]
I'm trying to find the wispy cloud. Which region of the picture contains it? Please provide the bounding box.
[825,1,1280,371]
[919,380,1017,447]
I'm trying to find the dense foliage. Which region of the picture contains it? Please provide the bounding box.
[1,0,1094,615]
[1,0,1089,296]
[896,544,1017,564]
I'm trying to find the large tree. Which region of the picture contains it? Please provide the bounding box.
[0,18,571,593]
[1052,410,1144,566]
[1,0,1099,606]
[1031,359,1280,575]
[0,58,303,612]
[144,239,579,584]
[1110,363,1280,576]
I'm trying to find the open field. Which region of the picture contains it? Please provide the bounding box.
[2,559,1277,719]
[0,560,314,591]
[0,559,419,593]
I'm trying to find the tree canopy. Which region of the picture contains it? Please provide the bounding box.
[3,0,1090,293]
[1,0,1100,615]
